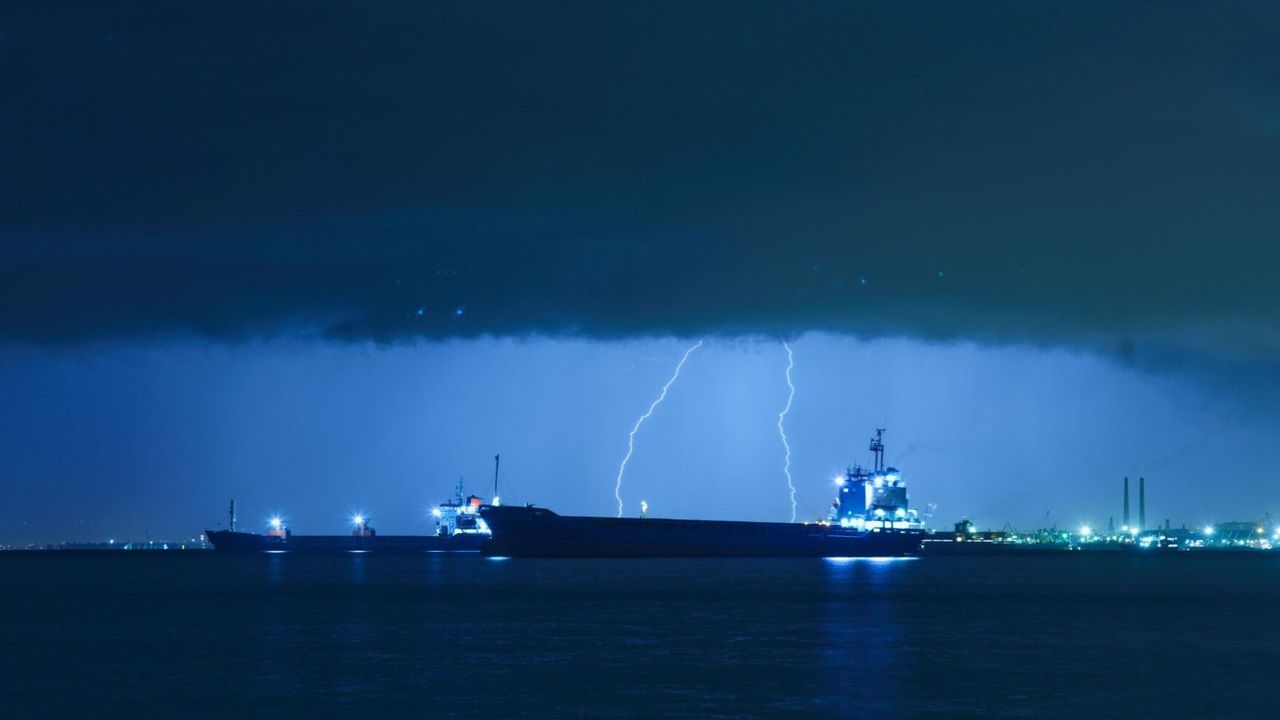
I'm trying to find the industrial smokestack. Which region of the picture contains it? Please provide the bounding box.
[1139,477,1146,531]
[1123,477,1130,528]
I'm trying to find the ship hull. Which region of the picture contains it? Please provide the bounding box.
[479,506,925,558]
[205,530,485,553]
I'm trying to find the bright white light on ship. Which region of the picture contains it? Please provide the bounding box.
[430,508,441,518]
[353,514,365,526]
[834,476,845,485]
[269,517,282,529]
[492,496,501,507]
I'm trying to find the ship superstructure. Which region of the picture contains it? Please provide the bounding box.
[431,479,491,537]
[829,428,922,531]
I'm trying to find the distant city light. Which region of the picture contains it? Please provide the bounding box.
[1128,527,1139,536]
[1079,525,1092,538]
[1203,526,1214,536]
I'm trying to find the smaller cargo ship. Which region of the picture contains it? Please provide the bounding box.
[206,481,491,553]
[480,429,926,558]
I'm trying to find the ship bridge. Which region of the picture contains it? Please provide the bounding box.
[829,429,921,530]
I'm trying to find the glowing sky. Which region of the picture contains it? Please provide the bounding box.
[3,335,1275,544]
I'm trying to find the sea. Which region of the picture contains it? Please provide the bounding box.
[2,551,1277,718]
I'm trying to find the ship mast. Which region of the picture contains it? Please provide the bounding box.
[493,453,501,501]
[870,428,886,472]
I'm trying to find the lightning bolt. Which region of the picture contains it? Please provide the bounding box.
[778,342,796,522]
[615,339,704,517]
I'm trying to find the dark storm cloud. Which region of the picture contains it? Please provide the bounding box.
[3,2,1279,365]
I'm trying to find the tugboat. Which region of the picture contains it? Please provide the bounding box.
[205,480,491,553]
[480,429,926,558]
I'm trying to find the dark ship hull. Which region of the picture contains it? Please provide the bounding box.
[205,529,485,553]
[479,505,925,558]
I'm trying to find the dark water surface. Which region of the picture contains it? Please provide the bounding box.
[2,552,1277,718]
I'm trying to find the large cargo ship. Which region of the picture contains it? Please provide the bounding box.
[206,481,491,553]
[480,429,926,558]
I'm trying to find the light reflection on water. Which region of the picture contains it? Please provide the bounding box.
[821,555,909,711]
[822,556,918,564]
[4,554,1277,717]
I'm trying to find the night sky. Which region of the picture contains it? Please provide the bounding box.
[2,2,1278,543]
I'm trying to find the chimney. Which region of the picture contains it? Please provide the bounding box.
[1139,477,1146,531]
[1123,477,1130,528]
